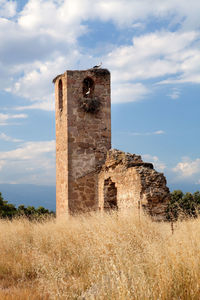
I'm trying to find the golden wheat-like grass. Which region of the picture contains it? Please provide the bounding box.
[0,209,200,299]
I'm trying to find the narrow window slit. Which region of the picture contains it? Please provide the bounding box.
[58,79,63,111]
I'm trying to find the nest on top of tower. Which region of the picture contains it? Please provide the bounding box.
[79,96,101,113]
[88,68,110,76]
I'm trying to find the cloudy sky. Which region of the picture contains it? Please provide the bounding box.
[0,0,200,191]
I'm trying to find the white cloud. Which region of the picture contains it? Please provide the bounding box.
[131,22,145,30]
[0,160,5,171]
[0,133,22,142]
[125,130,165,136]
[0,113,27,125]
[91,0,200,30]
[154,130,165,135]
[0,140,55,185]
[9,53,80,106]
[112,82,149,103]
[14,101,54,112]
[168,88,181,99]
[18,0,88,42]
[173,157,200,178]
[142,154,166,171]
[106,31,200,83]
[0,0,16,18]
[0,140,55,160]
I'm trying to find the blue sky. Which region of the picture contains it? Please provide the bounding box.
[0,0,200,192]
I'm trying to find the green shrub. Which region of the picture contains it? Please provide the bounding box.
[0,192,55,220]
[166,190,200,220]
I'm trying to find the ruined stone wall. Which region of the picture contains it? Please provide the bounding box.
[54,69,111,215]
[98,149,170,220]
[54,68,170,219]
[139,166,170,220]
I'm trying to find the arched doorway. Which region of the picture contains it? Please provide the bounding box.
[104,178,118,210]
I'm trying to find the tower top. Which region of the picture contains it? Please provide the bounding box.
[52,68,110,83]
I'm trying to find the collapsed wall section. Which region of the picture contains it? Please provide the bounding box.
[98,149,170,220]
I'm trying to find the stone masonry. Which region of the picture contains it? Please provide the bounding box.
[54,69,111,216]
[98,149,170,221]
[53,68,170,220]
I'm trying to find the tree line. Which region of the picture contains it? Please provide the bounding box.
[0,192,55,220]
[1,190,200,220]
[166,190,200,220]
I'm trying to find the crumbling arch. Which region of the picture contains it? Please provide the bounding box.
[104,177,118,210]
[58,79,63,111]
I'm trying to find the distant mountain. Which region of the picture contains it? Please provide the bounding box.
[0,184,56,211]
[168,182,200,194]
[1,182,199,213]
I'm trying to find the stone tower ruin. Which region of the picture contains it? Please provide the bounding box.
[54,69,111,216]
[53,68,170,220]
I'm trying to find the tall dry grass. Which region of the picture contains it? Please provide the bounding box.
[0,209,200,299]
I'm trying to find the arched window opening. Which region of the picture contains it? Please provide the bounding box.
[58,79,63,111]
[104,178,118,211]
[82,77,94,98]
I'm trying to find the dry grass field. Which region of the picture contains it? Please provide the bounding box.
[0,209,200,300]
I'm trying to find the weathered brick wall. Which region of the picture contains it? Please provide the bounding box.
[98,149,170,220]
[54,69,111,215]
